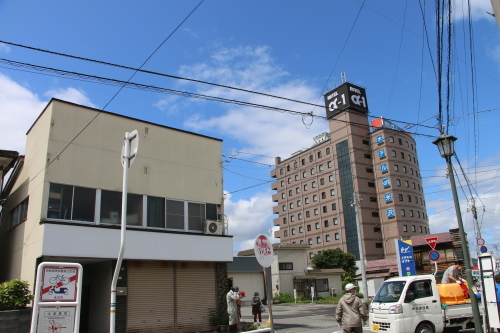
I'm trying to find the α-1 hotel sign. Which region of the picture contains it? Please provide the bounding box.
[324,82,369,118]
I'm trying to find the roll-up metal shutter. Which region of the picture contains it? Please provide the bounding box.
[127,261,175,332]
[176,262,216,332]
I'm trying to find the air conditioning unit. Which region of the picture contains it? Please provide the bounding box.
[204,220,223,235]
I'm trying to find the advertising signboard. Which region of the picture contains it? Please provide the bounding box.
[395,239,416,276]
[324,82,369,118]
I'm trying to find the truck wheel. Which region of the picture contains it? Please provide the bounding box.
[415,323,434,333]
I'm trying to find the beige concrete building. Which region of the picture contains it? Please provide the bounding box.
[0,99,232,332]
[271,82,429,263]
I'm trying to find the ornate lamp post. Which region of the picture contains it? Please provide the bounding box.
[432,134,483,333]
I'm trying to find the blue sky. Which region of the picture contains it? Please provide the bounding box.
[1,0,499,256]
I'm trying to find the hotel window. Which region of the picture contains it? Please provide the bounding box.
[305,197,310,204]
[329,175,334,182]
[308,238,313,245]
[298,213,302,220]
[289,190,292,196]
[401,152,405,159]
[326,235,331,242]
[309,155,314,162]
[313,195,318,202]
[281,181,284,187]
[320,178,325,185]
[370,197,377,202]
[306,211,311,218]
[374,227,381,233]
[309,252,314,259]
[333,218,338,225]
[396,179,401,186]
[394,164,399,171]
[307,224,311,231]
[300,240,304,244]
[389,136,394,143]
[281,193,285,199]
[366,168,373,173]
[315,222,320,229]
[398,138,402,145]
[335,233,340,240]
[302,158,306,165]
[312,181,317,188]
[323,206,328,213]
[321,192,326,199]
[299,226,303,233]
[290,215,295,222]
[403,225,408,232]
[419,226,423,233]
[410,210,414,217]
[405,141,409,148]
[412,225,416,232]
[408,154,412,161]
[328,161,333,168]
[392,150,397,157]
[399,194,403,201]
[417,211,421,218]
[304,184,308,191]
[324,220,329,227]
[314,208,319,215]
[290,202,294,209]
[362,140,370,145]
[317,237,322,244]
[318,151,322,158]
[282,205,286,211]
[287,165,290,171]
[296,187,300,194]
[376,243,383,248]
[401,209,406,217]
[310,168,315,175]
[332,203,337,210]
[284,230,288,237]
[372,212,379,217]
[364,154,372,159]
[292,228,296,235]
[405,181,409,187]
[295,175,299,181]
[294,162,298,169]
[415,196,418,203]
[407,195,412,202]
[330,189,335,196]
[412,182,416,189]
[411,144,414,150]
[279,168,283,175]
[297,200,301,207]
[302,171,307,178]
[326,148,331,154]
[319,164,324,171]
[403,166,407,173]
[288,177,292,184]
[283,217,287,224]
[410,168,414,175]
[368,182,375,188]
[418,184,421,191]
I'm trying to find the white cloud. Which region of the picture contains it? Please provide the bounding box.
[0,43,11,53]
[0,73,46,153]
[224,190,279,255]
[454,0,495,21]
[45,87,96,108]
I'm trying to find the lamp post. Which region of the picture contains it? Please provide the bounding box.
[432,134,483,333]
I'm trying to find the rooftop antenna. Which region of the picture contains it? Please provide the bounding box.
[341,72,347,83]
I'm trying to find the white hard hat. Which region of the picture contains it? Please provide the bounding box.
[345,283,357,291]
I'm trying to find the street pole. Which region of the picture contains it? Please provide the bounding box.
[445,155,483,333]
[353,193,368,300]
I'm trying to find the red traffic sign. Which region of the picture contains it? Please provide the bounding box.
[476,238,485,246]
[429,250,440,261]
[254,234,274,268]
[425,237,438,250]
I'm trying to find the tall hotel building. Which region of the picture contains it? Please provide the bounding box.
[271,82,430,262]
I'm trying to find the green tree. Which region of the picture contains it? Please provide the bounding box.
[311,248,358,285]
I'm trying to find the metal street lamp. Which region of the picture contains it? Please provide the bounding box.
[432,134,483,333]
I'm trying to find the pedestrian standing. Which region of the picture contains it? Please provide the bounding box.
[251,292,262,324]
[236,291,245,332]
[335,283,368,333]
[441,261,465,284]
[227,286,241,333]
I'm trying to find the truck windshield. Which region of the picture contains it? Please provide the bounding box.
[373,280,406,303]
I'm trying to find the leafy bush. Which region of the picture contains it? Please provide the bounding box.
[273,292,294,303]
[316,295,342,304]
[0,279,33,311]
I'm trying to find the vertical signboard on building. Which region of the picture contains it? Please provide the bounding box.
[395,240,416,277]
[324,82,369,118]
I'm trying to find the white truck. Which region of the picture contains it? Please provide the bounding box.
[369,274,476,333]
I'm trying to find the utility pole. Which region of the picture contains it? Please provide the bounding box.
[352,193,368,300]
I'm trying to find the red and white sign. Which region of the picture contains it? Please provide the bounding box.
[40,267,78,302]
[476,238,485,246]
[425,237,438,250]
[254,234,274,268]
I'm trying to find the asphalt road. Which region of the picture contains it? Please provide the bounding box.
[239,303,477,333]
